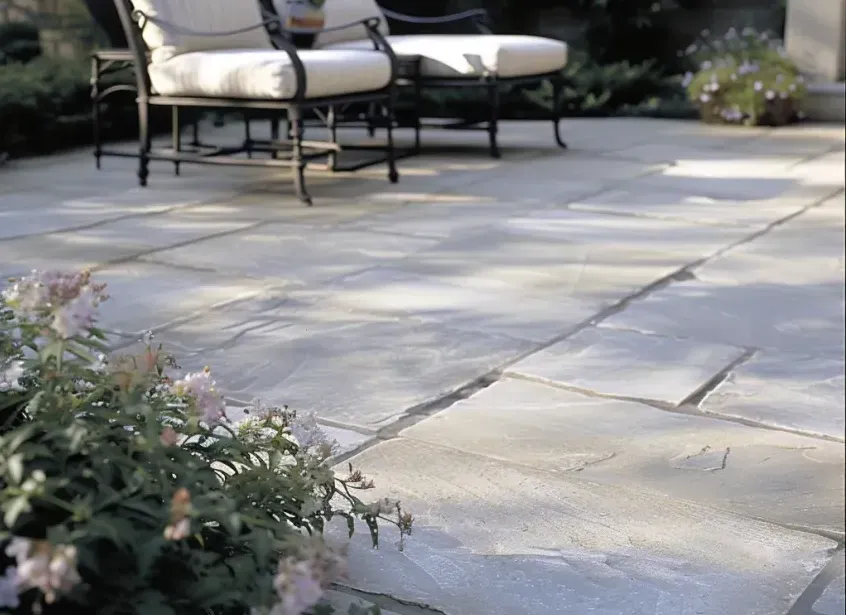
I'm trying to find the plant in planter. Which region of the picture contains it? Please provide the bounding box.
[680,27,807,126]
[0,270,411,615]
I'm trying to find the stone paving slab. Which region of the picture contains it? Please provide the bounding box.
[692,195,846,286]
[94,261,273,337]
[333,438,836,615]
[566,184,840,229]
[814,552,846,615]
[631,162,813,202]
[0,188,223,240]
[401,378,845,533]
[506,327,746,406]
[146,295,532,431]
[312,267,599,343]
[142,224,438,287]
[387,224,738,307]
[700,352,846,442]
[598,277,845,360]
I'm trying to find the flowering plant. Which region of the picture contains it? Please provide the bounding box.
[0,270,412,615]
[680,27,806,126]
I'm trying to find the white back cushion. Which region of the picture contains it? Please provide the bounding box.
[131,0,272,64]
[314,0,388,48]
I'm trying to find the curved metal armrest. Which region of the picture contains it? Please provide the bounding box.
[379,7,490,30]
[131,10,311,100]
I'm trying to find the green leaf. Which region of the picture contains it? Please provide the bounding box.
[6,453,23,485]
[3,494,31,528]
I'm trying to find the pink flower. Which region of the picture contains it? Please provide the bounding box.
[172,368,227,424]
[5,538,81,604]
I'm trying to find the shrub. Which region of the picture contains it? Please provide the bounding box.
[0,22,42,66]
[681,27,806,126]
[0,270,411,615]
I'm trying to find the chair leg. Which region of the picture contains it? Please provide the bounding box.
[327,106,338,172]
[290,111,312,206]
[90,56,102,170]
[551,75,568,150]
[191,115,200,147]
[385,96,399,184]
[244,116,253,159]
[270,118,280,160]
[487,81,501,159]
[171,106,181,176]
[137,100,151,187]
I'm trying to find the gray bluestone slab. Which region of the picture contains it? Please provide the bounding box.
[607,142,804,168]
[152,299,532,431]
[93,261,271,336]
[143,224,437,286]
[814,552,846,615]
[341,197,545,240]
[701,352,845,442]
[632,163,809,201]
[401,378,845,533]
[599,278,845,360]
[0,188,216,240]
[0,233,143,279]
[498,207,747,253]
[567,184,837,229]
[393,226,714,307]
[66,212,257,254]
[315,267,599,343]
[506,327,746,406]
[332,438,836,615]
[692,195,846,286]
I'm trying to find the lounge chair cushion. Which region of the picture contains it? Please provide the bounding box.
[147,48,391,99]
[130,0,272,64]
[314,0,388,48]
[324,34,567,79]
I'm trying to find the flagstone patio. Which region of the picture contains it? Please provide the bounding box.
[1,118,843,615]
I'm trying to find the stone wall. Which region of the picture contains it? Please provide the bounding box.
[0,0,96,58]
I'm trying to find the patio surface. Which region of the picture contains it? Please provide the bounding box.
[1,118,844,615]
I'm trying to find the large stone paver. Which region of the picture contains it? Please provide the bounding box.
[567,183,839,229]
[701,352,845,441]
[146,293,532,432]
[814,552,846,615]
[142,224,438,286]
[506,327,746,406]
[1,119,844,614]
[334,438,836,615]
[599,277,845,359]
[401,378,844,533]
[312,267,598,343]
[95,261,273,336]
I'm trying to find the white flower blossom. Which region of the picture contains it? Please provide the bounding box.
[5,538,81,604]
[289,412,338,460]
[172,368,227,424]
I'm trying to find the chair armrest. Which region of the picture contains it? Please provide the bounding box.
[379,7,491,33]
[131,9,310,99]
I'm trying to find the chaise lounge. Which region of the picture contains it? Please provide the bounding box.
[314,0,570,158]
[108,0,402,205]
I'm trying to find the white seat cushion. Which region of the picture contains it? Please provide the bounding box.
[131,0,272,64]
[315,0,388,48]
[324,34,568,79]
[148,48,392,100]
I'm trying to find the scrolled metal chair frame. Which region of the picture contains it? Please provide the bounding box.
[105,0,400,205]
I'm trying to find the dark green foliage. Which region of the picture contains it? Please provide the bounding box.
[0,21,43,65]
[0,57,168,157]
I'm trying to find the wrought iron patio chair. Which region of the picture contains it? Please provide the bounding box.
[109,0,400,205]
